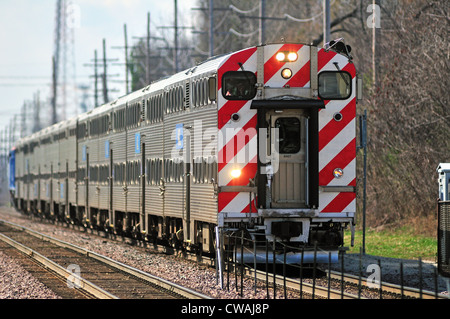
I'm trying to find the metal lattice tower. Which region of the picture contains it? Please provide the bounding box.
[52,0,78,124]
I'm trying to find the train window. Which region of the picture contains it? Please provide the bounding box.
[275,118,301,154]
[318,71,352,100]
[222,71,257,100]
[136,161,141,184]
[179,87,184,110]
[200,80,205,106]
[157,159,162,185]
[192,81,197,107]
[150,97,155,123]
[175,87,180,111]
[173,89,177,112]
[153,97,157,121]
[203,78,209,105]
[158,95,163,121]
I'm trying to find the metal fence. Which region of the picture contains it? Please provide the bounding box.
[214,229,449,299]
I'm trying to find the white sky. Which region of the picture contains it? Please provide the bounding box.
[0,0,198,139]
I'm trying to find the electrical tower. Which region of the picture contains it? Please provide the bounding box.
[52,0,79,124]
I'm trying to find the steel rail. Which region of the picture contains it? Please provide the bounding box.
[0,231,117,299]
[243,267,363,299]
[327,269,448,300]
[0,219,212,300]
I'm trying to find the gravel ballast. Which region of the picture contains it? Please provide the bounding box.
[0,250,61,299]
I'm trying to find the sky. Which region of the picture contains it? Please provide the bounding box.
[0,0,198,141]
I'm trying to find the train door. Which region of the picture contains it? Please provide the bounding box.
[140,141,146,235]
[267,110,308,208]
[183,131,191,242]
[109,147,114,231]
[65,161,69,218]
[37,165,41,213]
[85,151,90,224]
[50,163,53,215]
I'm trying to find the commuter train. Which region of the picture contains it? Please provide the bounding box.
[10,39,361,263]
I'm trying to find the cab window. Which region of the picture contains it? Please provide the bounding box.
[222,71,257,100]
[318,71,352,100]
[275,117,301,154]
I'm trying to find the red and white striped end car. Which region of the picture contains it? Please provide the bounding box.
[11,40,362,264]
[213,40,361,263]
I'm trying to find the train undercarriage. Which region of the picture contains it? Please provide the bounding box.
[14,195,351,265]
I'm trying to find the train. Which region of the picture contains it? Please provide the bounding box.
[9,39,361,263]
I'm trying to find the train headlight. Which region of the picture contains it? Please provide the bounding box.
[287,52,298,62]
[275,51,298,62]
[230,169,242,179]
[333,168,344,178]
[275,52,286,62]
[281,68,293,79]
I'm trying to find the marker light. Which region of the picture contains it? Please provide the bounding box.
[281,68,293,79]
[275,52,286,62]
[230,169,242,179]
[333,168,344,178]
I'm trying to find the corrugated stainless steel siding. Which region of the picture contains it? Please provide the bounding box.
[163,103,218,224]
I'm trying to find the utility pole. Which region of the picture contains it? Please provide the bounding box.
[102,39,109,103]
[124,24,130,94]
[209,0,214,57]
[174,0,179,73]
[157,4,193,73]
[20,102,26,138]
[84,50,99,107]
[131,12,161,87]
[51,55,58,124]
[84,47,118,108]
[94,50,99,107]
[146,13,151,84]
[259,0,266,44]
[33,91,41,133]
[372,0,381,87]
[323,0,331,44]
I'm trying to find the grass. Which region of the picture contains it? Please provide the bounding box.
[344,226,438,261]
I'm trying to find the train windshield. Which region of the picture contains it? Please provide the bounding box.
[318,71,352,100]
[222,71,257,100]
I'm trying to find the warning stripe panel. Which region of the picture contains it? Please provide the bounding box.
[217,47,257,91]
[319,97,356,152]
[218,114,257,167]
[321,192,356,213]
[264,45,309,88]
[264,44,304,82]
[286,60,310,88]
[216,45,357,214]
[319,137,356,186]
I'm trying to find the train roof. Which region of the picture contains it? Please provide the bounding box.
[15,42,328,148]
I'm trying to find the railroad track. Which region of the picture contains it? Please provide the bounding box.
[326,269,447,299]
[0,219,212,300]
[237,265,448,299]
[224,260,448,299]
[1,209,447,300]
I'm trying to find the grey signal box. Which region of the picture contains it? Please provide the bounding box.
[438,163,450,201]
[437,163,450,278]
